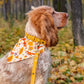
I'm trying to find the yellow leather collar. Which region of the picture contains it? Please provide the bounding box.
[25,33,46,45]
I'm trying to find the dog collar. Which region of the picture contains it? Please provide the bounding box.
[7,33,46,63]
[25,33,46,45]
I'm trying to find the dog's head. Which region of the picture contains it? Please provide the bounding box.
[26,6,68,46]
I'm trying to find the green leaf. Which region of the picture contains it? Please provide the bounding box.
[65,78,72,83]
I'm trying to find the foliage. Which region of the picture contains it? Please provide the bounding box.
[49,45,84,84]
[0,18,26,56]
[0,18,84,84]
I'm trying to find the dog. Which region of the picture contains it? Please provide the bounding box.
[0,6,68,84]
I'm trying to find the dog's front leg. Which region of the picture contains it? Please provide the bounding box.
[35,70,44,84]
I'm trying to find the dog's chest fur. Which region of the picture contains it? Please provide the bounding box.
[0,48,51,84]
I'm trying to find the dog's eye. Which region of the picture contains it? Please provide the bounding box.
[52,11,55,15]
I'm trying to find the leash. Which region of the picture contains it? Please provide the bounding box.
[26,33,46,84]
[30,52,39,84]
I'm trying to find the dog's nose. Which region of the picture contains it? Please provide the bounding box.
[66,13,69,18]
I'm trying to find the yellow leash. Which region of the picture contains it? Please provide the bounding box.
[30,53,39,84]
[25,33,46,84]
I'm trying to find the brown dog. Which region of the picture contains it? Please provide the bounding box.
[0,6,68,84]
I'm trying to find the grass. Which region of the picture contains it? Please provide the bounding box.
[0,18,84,84]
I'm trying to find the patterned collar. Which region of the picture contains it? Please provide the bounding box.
[7,33,46,63]
[25,33,46,45]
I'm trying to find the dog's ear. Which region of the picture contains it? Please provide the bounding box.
[39,13,58,46]
[28,10,58,46]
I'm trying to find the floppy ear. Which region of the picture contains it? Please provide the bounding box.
[28,10,58,46]
[39,13,58,46]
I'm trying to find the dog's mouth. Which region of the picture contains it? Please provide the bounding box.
[57,27,63,30]
[57,25,66,30]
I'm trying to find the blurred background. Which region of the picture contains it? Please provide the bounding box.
[0,0,84,20]
[0,0,84,84]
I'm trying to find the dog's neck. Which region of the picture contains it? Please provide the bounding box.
[25,19,39,38]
